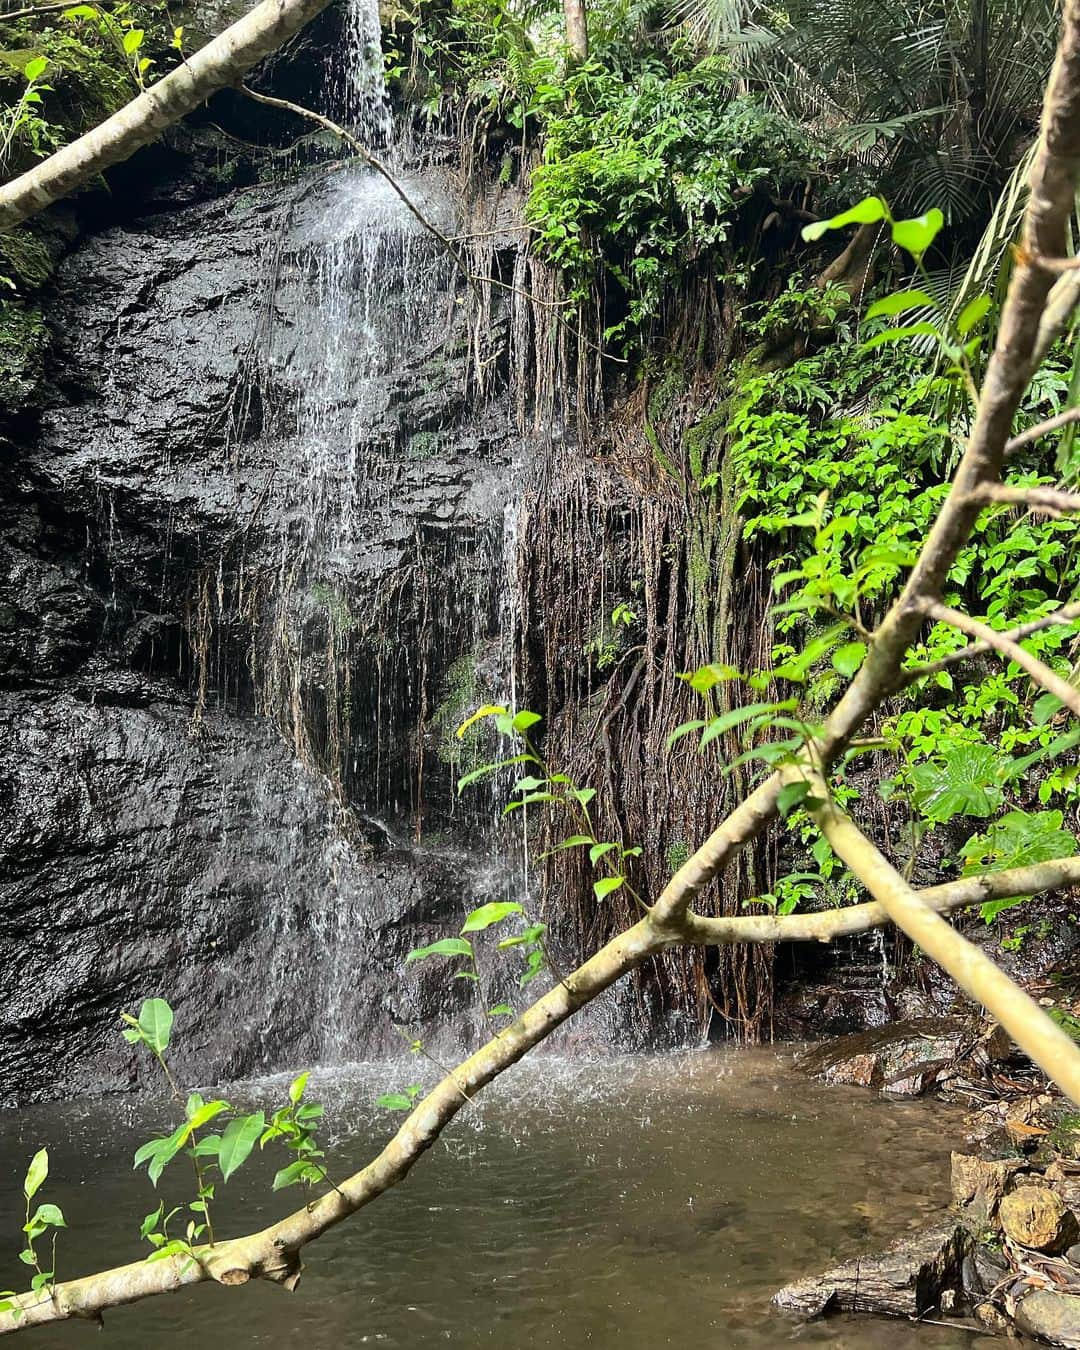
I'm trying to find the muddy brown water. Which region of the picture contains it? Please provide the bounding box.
[0,1048,1004,1348]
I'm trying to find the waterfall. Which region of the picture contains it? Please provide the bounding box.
[191,0,527,1067]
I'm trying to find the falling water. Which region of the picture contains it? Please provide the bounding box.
[193,0,527,1065]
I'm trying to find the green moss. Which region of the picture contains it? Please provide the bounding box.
[429,651,481,771]
[406,430,439,460]
[0,229,53,289]
[0,300,48,408]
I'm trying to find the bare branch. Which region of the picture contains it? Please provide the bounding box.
[900,598,1080,685]
[971,483,1080,514]
[683,855,1080,944]
[1005,405,1080,457]
[0,0,332,232]
[803,772,1080,1103]
[925,600,1080,717]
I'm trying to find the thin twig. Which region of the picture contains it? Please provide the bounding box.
[971,483,1080,514]
[924,600,1080,717]
[1005,405,1080,457]
[901,599,1080,684]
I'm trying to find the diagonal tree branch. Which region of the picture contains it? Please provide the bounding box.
[1004,405,1080,457]
[801,771,1080,1103]
[925,600,1080,717]
[900,598,1080,685]
[0,0,333,231]
[973,483,1080,514]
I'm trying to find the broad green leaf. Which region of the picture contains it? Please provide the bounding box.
[140,1205,163,1240]
[832,641,867,678]
[679,663,740,693]
[30,1204,64,1229]
[218,1113,266,1183]
[23,1149,47,1201]
[909,744,1006,824]
[289,1071,309,1104]
[122,27,143,52]
[23,56,48,81]
[801,195,887,242]
[455,705,507,739]
[186,1099,230,1131]
[776,781,811,817]
[890,209,944,258]
[405,937,473,963]
[955,294,991,335]
[272,1160,318,1191]
[511,775,546,793]
[589,842,618,865]
[461,901,524,933]
[376,1093,414,1111]
[511,710,542,732]
[864,289,936,320]
[861,321,942,351]
[488,1004,514,1017]
[963,811,1078,920]
[137,999,173,1055]
[573,788,596,806]
[593,876,624,901]
[700,700,796,748]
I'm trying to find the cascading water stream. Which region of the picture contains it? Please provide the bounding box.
[198,0,528,1066]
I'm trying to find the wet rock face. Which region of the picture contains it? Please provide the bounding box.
[0,689,492,1106]
[0,142,521,1102]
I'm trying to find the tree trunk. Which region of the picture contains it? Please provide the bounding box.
[564,0,588,62]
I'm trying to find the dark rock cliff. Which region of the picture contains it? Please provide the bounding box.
[0,94,530,1103]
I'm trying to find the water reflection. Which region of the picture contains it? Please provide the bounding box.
[0,1048,989,1348]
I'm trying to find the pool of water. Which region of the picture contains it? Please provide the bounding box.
[0,1048,993,1348]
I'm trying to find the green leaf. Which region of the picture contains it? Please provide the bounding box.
[588,842,618,865]
[593,876,624,901]
[890,209,944,258]
[801,195,887,241]
[776,781,811,817]
[832,642,867,678]
[122,27,143,52]
[455,705,507,739]
[700,700,796,748]
[289,1072,309,1104]
[272,1161,319,1191]
[186,1098,230,1131]
[136,999,173,1055]
[909,744,1007,824]
[405,937,473,963]
[955,294,992,336]
[538,834,594,857]
[218,1113,266,1183]
[461,901,524,933]
[23,1149,47,1202]
[962,811,1078,920]
[861,321,942,351]
[139,1205,163,1240]
[23,55,48,81]
[864,289,936,320]
[497,922,547,949]
[30,1203,65,1229]
[488,1004,514,1017]
[511,709,542,732]
[376,1093,415,1111]
[573,788,596,806]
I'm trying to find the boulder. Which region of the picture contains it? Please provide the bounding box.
[1014,1290,1080,1348]
[797,1018,968,1095]
[1000,1186,1079,1254]
[773,1221,972,1319]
